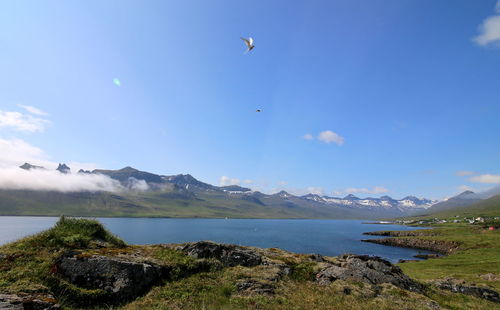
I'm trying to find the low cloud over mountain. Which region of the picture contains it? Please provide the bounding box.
[0,166,122,192]
[0,137,123,192]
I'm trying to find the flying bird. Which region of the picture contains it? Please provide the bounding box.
[241,37,254,52]
[256,109,262,112]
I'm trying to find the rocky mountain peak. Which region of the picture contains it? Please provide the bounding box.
[454,190,478,200]
[275,190,291,197]
[119,166,139,172]
[458,190,474,196]
[56,163,71,174]
[19,162,44,170]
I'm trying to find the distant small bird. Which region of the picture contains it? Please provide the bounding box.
[241,37,254,52]
[256,109,262,112]
[113,78,121,87]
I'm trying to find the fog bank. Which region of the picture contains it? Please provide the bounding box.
[0,167,123,192]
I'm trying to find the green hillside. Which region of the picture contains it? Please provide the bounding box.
[408,195,500,220]
[0,189,381,219]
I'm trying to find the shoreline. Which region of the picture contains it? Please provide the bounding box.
[0,214,379,220]
[360,227,460,256]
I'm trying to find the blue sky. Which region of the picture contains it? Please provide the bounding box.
[1,0,500,199]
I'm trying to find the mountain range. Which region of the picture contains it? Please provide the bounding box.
[0,163,439,219]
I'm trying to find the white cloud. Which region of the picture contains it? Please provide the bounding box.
[303,130,345,145]
[17,105,48,116]
[303,133,313,140]
[220,176,240,186]
[0,137,125,192]
[0,110,50,132]
[474,16,500,46]
[127,177,150,191]
[474,2,500,46]
[277,181,288,186]
[0,138,50,168]
[469,174,500,184]
[317,130,344,145]
[0,167,123,192]
[455,170,475,176]
[0,138,102,173]
[242,179,254,184]
[344,186,389,195]
[307,186,324,195]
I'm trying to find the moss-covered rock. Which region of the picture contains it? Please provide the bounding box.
[2,218,499,310]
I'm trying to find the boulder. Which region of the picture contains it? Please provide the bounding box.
[55,251,165,298]
[235,279,275,295]
[436,278,500,303]
[479,273,500,281]
[180,241,262,267]
[0,294,59,310]
[309,254,326,262]
[235,263,290,295]
[316,254,424,293]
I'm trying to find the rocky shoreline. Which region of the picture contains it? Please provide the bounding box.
[0,240,433,308]
[358,228,500,304]
[363,230,435,237]
[361,237,460,255]
[1,218,499,309]
[361,229,460,255]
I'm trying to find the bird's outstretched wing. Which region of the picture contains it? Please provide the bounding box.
[240,37,250,48]
[248,37,254,46]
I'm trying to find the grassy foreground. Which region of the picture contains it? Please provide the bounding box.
[397,223,500,289]
[0,217,499,309]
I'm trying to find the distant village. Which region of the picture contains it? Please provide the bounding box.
[393,216,500,228]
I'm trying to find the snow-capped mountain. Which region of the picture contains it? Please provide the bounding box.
[301,193,436,212]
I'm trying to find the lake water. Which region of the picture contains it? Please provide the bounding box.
[0,217,434,262]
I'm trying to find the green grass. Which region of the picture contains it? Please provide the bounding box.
[123,268,497,310]
[38,215,126,248]
[0,216,126,301]
[2,218,500,309]
[397,224,500,291]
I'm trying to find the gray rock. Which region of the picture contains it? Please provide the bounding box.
[0,294,59,310]
[236,279,275,295]
[316,254,424,293]
[235,263,290,295]
[0,294,22,310]
[437,278,500,303]
[55,251,165,298]
[309,254,325,262]
[181,241,262,267]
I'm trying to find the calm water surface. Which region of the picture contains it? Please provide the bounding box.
[0,217,433,262]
